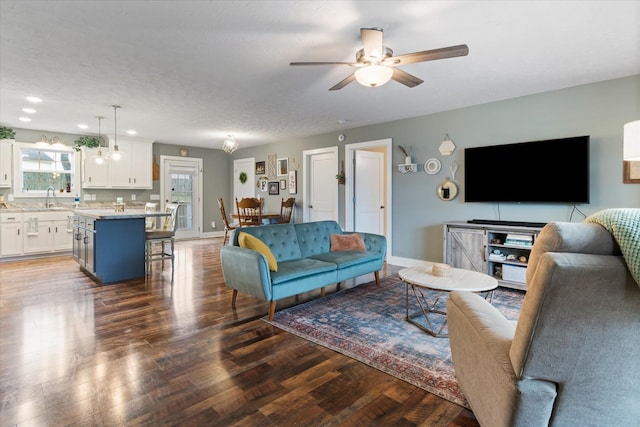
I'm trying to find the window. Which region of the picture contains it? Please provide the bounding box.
[13,142,81,198]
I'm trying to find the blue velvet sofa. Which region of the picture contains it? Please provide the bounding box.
[220,220,387,320]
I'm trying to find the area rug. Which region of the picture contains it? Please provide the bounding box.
[265,275,524,407]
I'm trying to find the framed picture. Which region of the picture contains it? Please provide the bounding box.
[623,160,640,183]
[255,161,265,175]
[280,179,286,190]
[259,178,268,191]
[277,157,289,176]
[268,181,280,195]
[288,170,297,194]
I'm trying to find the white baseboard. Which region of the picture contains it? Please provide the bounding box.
[201,231,225,239]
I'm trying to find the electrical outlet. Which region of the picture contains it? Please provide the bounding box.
[84,194,92,201]
[211,221,216,229]
[150,194,160,200]
[131,194,136,201]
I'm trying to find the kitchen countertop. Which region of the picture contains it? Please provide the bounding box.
[73,209,169,220]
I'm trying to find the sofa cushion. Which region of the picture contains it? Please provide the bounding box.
[295,221,344,258]
[309,251,379,270]
[270,258,336,285]
[330,233,366,252]
[234,223,302,262]
[238,232,278,271]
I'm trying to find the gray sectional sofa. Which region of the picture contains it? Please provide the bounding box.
[220,220,387,320]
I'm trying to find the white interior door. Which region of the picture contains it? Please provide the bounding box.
[303,147,338,222]
[344,138,392,257]
[161,156,202,239]
[354,149,384,235]
[233,158,255,212]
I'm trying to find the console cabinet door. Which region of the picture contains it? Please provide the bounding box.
[445,227,485,273]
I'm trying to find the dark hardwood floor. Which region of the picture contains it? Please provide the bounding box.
[0,238,479,426]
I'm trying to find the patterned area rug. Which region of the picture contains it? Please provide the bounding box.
[265,275,524,408]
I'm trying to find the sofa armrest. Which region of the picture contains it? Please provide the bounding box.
[361,232,387,260]
[220,245,273,301]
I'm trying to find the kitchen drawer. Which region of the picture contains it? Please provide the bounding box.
[1,213,23,223]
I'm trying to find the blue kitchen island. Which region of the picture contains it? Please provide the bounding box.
[72,209,167,284]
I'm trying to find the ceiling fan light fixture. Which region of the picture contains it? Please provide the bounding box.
[222,135,239,154]
[354,65,393,88]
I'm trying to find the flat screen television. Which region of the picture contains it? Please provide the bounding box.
[464,135,590,203]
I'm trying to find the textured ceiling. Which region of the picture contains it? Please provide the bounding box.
[1,1,639,150]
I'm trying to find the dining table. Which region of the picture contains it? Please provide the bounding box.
[231,212,282,224]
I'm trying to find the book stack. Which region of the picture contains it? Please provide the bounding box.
[505,233,533,246]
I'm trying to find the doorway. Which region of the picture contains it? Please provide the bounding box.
[161,155,203,239]
[232,157,255,212]
[302,147,339,222]
[344,138,392,256]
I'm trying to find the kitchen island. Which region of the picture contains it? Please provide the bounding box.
[72,209,168,284]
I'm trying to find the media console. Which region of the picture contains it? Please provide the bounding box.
[444,221,546,291]
[467,219,547,228]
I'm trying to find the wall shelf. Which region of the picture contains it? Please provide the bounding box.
[397,163,417,173]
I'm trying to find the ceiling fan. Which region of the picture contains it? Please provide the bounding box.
[290,27,469,91]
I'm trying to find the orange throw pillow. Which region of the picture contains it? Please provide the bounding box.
[330,233,366,252]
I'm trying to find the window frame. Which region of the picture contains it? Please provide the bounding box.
[12,142,81,198]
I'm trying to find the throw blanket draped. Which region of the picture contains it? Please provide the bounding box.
[585,208,640,288]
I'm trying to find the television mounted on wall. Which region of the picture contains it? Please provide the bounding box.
[464,135,590,203]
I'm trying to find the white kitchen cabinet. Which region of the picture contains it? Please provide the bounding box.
[23,211,75,254]
[0,139,13,187]
[0,213,23,256]
[82,148,110,188]
[1,211,74,257]
[109,138,153,189]
[53,215,74,251]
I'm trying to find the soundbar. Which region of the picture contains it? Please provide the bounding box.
[468,219,547,228]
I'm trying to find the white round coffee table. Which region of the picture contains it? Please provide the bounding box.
[399,264,498,337]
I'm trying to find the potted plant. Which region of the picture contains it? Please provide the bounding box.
[73,136,101,151]
[0,126,16,141]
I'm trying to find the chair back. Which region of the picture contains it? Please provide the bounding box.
[217,198,233,229]
[144,202,158,230]
[279,197,295,223]
[235,197,262,226]
[162,203,181,233]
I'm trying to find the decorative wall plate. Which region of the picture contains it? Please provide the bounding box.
[424,158,441,175]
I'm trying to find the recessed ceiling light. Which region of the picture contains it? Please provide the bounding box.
[26,96,42,103]
[21,108,37,114]
[19,117,32,122]
[77,124,88,129]
[127,129,137,135]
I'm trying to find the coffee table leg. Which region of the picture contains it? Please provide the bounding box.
[405,282,449,338]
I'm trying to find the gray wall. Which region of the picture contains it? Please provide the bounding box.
[230,75,640,262]
[5,75,639,261]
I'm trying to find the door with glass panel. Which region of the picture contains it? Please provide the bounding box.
[161,156,202,239]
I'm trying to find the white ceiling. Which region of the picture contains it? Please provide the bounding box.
[1,1,639,150]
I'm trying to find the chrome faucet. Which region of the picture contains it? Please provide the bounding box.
[46,186,55,208]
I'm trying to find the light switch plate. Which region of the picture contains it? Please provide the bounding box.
[150,194,160,200]
[131,194,136,200]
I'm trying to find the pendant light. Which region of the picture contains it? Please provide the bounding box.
[110,105,123,161]
[93,116,106,165]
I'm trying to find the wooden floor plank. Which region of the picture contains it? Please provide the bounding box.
[0,237,478,426]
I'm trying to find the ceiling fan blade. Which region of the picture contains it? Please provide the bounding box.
[360,27,384,61]
[290,61,355,66]
[391,68,424,88]
[329,73,356,91]
[385,44,469,66]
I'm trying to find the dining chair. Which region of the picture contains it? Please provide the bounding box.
[235,197,262,226]
[217,197,238,245]
[145,203,181,281]
[144,202,158,230]
[278,197,295,223]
